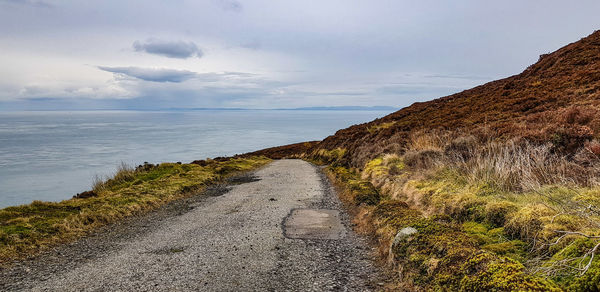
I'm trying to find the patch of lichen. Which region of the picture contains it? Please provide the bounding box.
[0,156,271,265]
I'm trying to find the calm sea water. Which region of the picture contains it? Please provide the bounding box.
[0,110,389,208]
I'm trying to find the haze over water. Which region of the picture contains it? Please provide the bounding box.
[0,110,389,208]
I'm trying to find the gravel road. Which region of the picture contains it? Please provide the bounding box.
[0,159,384,291]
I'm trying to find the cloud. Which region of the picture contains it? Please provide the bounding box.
[214,0,242,12]
[0,0,52,7]
[98,66,198,83]
[240,39,261,50]
[132,39,203,59]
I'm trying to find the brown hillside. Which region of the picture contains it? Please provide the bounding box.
[318,30,600,168]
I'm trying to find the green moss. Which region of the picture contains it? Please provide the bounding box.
[372,200,424,229]
[328,166,381,205]
[328,160,563,290]
[463,221,488,234]
[485,201,518,227]
[567,260,600,292]
[459,252,560,291]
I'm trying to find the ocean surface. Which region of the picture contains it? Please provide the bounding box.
[0,110,390,208]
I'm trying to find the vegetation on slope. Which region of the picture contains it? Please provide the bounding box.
[0,156,270,265]
[321,130,600,290]
[327,165,560,291]
[282,31,600,290]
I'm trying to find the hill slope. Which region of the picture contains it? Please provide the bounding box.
[249,30,600,291]
[317,30,600,167]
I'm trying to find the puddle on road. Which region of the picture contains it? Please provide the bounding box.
[283,209,346,240]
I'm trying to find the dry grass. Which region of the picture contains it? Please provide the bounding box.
[353,131,600,289]
[92,161,136,193]
[454,140,600,192]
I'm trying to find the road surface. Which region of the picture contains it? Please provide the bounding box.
[1,159,383,291]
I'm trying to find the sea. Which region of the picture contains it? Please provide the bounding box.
[0,110,390,208]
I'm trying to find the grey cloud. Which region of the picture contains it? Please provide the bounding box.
[214,0,242,12]
[98,66,197,83]
[133,39,203,59]
[0,0,52,8]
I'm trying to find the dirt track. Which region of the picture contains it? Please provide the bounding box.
[1,159,384,291]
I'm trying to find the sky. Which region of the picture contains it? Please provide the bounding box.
[1,0,600,110]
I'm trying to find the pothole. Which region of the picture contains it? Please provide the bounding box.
[283,209,346,240]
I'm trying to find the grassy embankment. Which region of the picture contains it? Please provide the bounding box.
[0,156,271,266]
[308,132,600,291]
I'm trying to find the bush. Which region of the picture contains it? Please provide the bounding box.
[403,149,443,169]
[444,136,477,162]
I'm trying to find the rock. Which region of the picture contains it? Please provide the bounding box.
[389,227,418,264]
[392,227,417,247]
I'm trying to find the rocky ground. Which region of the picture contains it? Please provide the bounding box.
[0,159,387,291]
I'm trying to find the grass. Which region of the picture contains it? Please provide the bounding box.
[0,156,271,265]
[313,130,600,290]
[300,31,600,289]
[326,165,559,291]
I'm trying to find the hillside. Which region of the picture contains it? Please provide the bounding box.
[250,30,600,291]
[317,30,600,167]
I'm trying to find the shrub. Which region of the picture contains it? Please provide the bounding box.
[403,149,443,169]
[444,136,477,162]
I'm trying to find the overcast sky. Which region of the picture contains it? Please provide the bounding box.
[1,0,599,110]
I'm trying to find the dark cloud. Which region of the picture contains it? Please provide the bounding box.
[214,0,242,12]
[132,39,203,59]
[98,66,197,83]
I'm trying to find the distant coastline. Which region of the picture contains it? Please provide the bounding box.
[152,106,398,111]
[0,106,398,112]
